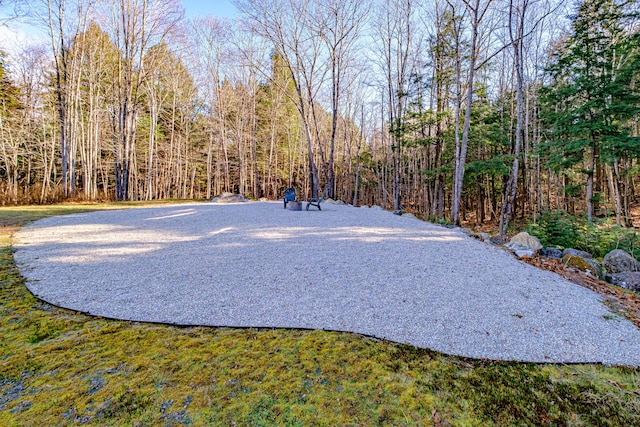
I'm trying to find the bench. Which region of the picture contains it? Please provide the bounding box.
[306,198,322,211]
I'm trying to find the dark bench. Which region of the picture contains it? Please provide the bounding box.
[306,198,322,211]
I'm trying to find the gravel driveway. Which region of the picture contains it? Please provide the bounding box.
[13,201,640,365]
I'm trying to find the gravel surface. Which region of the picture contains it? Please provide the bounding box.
[13,201,640,365]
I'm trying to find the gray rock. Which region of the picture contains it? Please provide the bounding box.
[562,254,603,279]
[515,249,535,258]
[605,272,640,292]
[541,247,563,259]
[508,232,543,252]
[402,213,417,219]
[562,248,593,259]
[603,249,640,274]
[212,192,248,203]
[505,232,542,256]
[505,242,534,258]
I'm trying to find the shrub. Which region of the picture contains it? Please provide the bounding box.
[527,211,640,260]
[527,210,582,249]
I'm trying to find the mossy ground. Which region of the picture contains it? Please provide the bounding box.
[1,203,639,426]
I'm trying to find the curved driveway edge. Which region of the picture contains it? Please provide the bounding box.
[13,202,640,366]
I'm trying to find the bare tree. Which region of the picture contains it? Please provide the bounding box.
[101,0,182,200]
[33,0,95,197]
[315,0,367,199]
[449,0,495,225]
[237,0,326,198]
[374,0,417,213]
[498,0,554,235]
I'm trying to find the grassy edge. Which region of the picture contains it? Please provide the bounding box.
[0,202,638,426]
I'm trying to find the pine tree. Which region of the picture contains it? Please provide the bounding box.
[540,0,640,223]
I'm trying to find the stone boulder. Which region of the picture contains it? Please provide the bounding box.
[211,192,248,203]
[605,272,640,292]
[562,248,592,259]
[541,247,563,259]
[603,249,640,274]
[505,232,542,258]
[509,232,543,252]
[562,254,603,279]
[507,243,535,258]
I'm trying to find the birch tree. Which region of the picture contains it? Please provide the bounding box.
[375,0,416,212]
[450,0,494,225]
[316,0,367,199]
[102,0,182,200]
[237,0,325,198]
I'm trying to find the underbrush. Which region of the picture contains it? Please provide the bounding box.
[527,210,640,259]
[1,203,639,425]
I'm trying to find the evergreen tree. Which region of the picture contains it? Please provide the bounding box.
[540,0,640,222]
[0,51,20,111]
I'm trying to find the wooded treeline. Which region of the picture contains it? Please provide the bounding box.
[0,0,638,230]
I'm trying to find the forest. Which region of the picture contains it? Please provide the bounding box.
[0,0,639,234]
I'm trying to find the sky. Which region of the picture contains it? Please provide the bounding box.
[0,0,240,51]
[182,0,239,19]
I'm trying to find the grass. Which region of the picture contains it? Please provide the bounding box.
[1,202,639,426]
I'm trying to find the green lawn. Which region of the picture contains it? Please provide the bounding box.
[1,203,639,426]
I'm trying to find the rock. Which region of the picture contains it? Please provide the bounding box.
[505,232,542,258]
[541,247,563,259]
[506,242,535,258]
[336,200,346,205]
[562,254,603,279]
[211,192,248,203]
[603,249,640,274]
[508,232,543,252]
[370,205,383,211]
[515,249,535,258]
[324,198,337,204]
[514,249,535,258]
[605,272,640,292]
[402,213,417,219]
[562,248,592,259]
